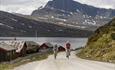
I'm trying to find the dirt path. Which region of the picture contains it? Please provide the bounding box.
[14,52,115,70]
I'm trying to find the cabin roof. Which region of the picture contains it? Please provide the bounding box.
[0,42,16,51]
[58,46,65,48]
[25,41,39,46]
[25,41,39,50]
[3,41,25,53]
[1,41,39,52]
[42,42,53,47]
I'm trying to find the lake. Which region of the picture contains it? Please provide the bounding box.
[0,37,88,49]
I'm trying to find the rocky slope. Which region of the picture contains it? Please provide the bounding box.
[0,11,92,37]
[45,0,115,17]
[31,0,115,31]
[78,18,115,63]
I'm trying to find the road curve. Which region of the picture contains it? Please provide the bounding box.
[14,52,115,70]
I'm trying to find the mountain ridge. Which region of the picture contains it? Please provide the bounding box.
[0,11,93,37]
[44,0,115,17]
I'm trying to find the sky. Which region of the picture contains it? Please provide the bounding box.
[0,0,115,15]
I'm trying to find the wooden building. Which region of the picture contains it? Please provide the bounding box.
[0,42,16,62]
[58,46,65,52]
[25,41,39,53]
[5,41,27,57]
[5,41,40,56]
[39,42,53,52]
[0,41,40,62]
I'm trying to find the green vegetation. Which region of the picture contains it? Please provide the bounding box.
[0,51,53,70]
[78,18,115,63]
[111,33,115,40]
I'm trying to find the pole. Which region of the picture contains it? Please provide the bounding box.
[35,30,38,40]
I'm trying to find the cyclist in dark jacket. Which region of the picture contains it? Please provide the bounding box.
[53,44,58,59]
[65,41,71,59]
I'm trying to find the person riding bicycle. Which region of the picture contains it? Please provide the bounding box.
[53,44,58,59]
[65,41,71,59]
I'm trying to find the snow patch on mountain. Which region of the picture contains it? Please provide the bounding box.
[0,23,4,26]
[11,18,18,22]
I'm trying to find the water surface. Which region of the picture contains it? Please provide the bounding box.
[0,37,88,49]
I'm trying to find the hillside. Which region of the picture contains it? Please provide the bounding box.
[78,18,115,63]
[0,11,92,37]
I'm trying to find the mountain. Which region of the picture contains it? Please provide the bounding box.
[78,18,115,63]
[45,0,115,17]
[0,11,92,37]
[31,0,115,31]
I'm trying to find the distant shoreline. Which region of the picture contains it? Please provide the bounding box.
[0,37,88,40]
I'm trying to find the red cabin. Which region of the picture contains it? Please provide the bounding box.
[58,46,65,52]
[39,42,53,52]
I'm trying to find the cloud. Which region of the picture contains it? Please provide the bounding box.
[0,5,38,14]
[0,0,30,5]
[0,0,49,15]
[0,0,115,15]
[74,0,115,9]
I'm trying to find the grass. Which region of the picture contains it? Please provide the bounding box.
[0,51,53,70]
[77,18,115,63]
